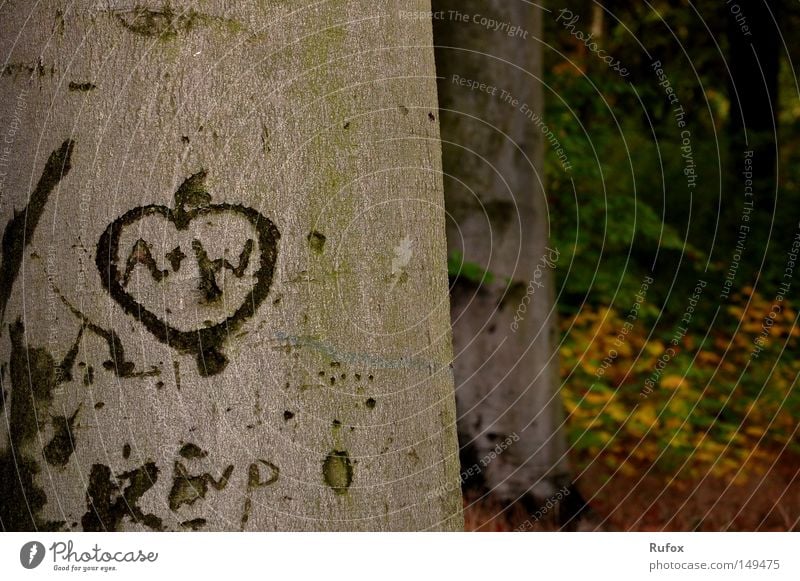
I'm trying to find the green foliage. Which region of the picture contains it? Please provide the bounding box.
[543,1,729,314]
[448,250,495,285]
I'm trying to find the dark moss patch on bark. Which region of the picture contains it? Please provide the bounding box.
[322,450,353,495]
[82,462,163,531]
[43,407,80,467]
[112,7,244,40]
[307,231,326,254]
[178,443,207,460]
[0,320,63,531]
[0,140,74,323]
[1,62,53,78]
[68,81,97,92]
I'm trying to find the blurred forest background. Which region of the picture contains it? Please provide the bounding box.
[1,0,797,534]
[449,0,800,531]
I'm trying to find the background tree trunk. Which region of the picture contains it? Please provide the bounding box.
[722,0,781,284]
[0,0,462,531]
[432,1,571,504]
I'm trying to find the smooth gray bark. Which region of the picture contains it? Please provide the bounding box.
[0,0,462,531]
[433,0,571,502]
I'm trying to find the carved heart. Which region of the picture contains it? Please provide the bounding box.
[96,171,280,376]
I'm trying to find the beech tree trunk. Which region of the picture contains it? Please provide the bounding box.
[433,1,571,503]
[0,0,462,531]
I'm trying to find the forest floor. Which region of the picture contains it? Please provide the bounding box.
[463,448,800,531]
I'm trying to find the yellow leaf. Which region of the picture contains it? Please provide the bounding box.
[660,375,685,389]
